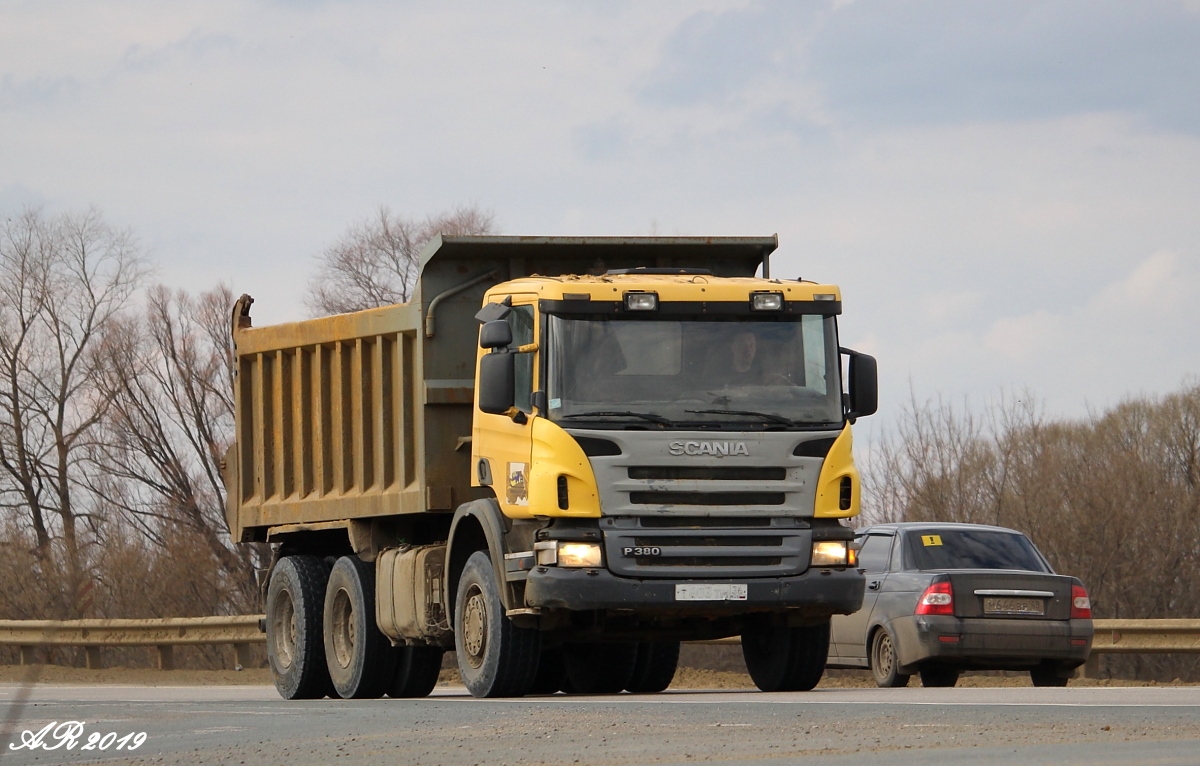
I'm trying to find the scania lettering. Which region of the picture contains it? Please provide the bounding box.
[224,235,877,700]
[669,441,750,457]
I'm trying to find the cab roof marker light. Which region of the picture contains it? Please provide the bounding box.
[624,292,658,311]
[750,292,784,311]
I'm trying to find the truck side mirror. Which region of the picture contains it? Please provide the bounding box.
[478,352,516,414]
[479,320,513,349]
[841,348,878,420]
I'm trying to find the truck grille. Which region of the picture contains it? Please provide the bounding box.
[602,517,810,579]
[629,491,786,506]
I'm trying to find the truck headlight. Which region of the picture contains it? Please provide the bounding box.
[750,292,784,311]
[557,542,603,568]
[624,292,658,311]
[811,541,851,567]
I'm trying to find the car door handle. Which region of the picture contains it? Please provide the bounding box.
[868,580,881,590]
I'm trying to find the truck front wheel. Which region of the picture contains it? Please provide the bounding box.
[266,555,334,700]
[625,641,681,693]
[742,617,830,692]
[454,551,541,697]
[563,642,638,694]
[323,555,396,699]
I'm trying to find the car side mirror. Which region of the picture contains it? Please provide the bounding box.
[478,352,515,414]
[479,320,513,349]
[841,347,878,421]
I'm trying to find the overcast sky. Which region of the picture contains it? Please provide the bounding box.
[3,0,1199,425]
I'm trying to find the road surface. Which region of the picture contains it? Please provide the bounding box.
[2,684,1198,765]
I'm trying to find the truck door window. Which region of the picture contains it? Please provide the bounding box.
[508,305,534,412]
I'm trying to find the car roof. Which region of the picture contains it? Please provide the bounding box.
[855,521,1026,536]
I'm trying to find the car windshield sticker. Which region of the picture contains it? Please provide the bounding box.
[921,534,943,546]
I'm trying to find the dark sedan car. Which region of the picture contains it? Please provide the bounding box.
[826,522,1093,687]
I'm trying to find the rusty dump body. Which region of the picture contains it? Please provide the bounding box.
[224,235,777,545]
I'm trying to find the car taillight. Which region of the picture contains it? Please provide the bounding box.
[1071,585,1092,619]
[916,581,954,616]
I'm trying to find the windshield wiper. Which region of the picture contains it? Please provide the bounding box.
[685,409,795,426]
[560,411,675,426]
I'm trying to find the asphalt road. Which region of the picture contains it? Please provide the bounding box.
[2,684,1199,765]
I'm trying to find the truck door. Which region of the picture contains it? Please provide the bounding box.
[830,532,894,662]
[473,298,538,516]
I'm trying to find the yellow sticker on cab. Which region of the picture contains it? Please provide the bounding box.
[921,534,943,546]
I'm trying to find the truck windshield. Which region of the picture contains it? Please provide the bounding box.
[545,314,842,428]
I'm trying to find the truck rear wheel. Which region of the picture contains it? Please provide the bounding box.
[742,618,830,692]
[454,551,541,698]
[265,555,334,700]
[563,642,638,694]
[625,641,680,693]
[324,555,396,699]
[388,646,444,698]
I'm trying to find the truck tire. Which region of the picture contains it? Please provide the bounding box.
[265,555,334,700]
[625,641,680,693]
[869,628,911,688]
[563,642,638,694]
[388,646,444,698]
[530,646,567,695]
[742,618,830,692]
[454,550,541,697]
[324,555,396,699]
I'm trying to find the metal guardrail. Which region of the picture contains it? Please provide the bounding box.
[0,616,262,671]
[2,616,1197,673]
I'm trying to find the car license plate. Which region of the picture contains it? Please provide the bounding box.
[675,584,748,601]
[983,597,1044,615]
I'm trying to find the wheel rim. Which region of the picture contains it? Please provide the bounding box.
[271,589,297,669]
[331,587,356,670]
[462,584,488,669]
[874,633,895,679]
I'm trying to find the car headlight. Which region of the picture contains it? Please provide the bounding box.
[811,541,851,567]
[556,542,603,568]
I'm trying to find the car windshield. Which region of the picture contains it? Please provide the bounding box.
[545,314,842,428]
[904,529,1050,572]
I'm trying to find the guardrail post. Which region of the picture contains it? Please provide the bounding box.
[156,645,175,671]
[1080,653,1100,679]
[234,642,252,670]
[85,646,102,670]
[19,646,37,665]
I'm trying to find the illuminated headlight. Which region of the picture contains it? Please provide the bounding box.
[750,292,784,311]
[811,541,851,567]
[556,542,604,568]
[624,292,658,311]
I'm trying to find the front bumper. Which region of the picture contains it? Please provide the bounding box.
[891,615,1093,671]
[523,565,864,617]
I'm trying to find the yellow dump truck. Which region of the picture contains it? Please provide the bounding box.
[225,236,877,699]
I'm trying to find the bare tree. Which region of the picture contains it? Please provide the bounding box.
[0,207,147,613]
[305,204,494,316]
[90,284,262,614]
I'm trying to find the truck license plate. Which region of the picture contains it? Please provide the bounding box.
[983,597,1044,615]
[675,584,748,601]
